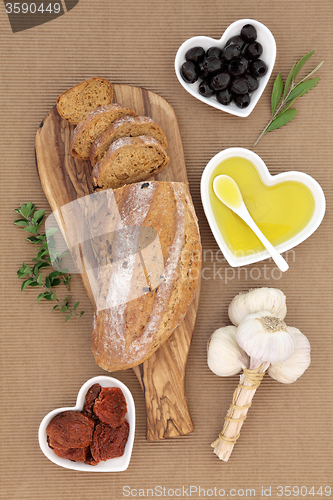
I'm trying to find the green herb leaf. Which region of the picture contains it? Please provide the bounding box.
[15,202,85,321]
[14,219,29,227]
[80,311,84,317]
[33,262,50,275]
[266,108,298,133]
[23,225,38,234]
[26,236,40,243]
[286,77,320,103]
[46,227,58,238]
[298,60,324,83]
[21,279,34,291]
[271,73,284,114]
[48,271,62,280]
[32,209,46,223]
[293,50,315,80]
[283,62,296,98]
[19,206,30,218]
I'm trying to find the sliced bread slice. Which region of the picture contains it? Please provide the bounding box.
[71,103,137,160]
[56,77,113,124]
[92,135,170,190]
[89,115,168,166]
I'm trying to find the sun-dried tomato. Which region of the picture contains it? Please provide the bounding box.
[93,387,127,427]
[46,410,95,450]
[46,385,130,466]
[83,383,102,417]
[90,420,129,462]
[52,446,90,462]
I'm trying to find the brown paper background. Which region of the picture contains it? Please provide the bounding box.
[0,1,332,499]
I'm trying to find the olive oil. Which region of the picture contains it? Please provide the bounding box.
[209,157,315,256]
[213,175,243,209]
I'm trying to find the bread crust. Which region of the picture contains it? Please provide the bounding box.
[91,135,170,189]
[56,77,113,125]
[91,181,202,371]
[71,103,137,159]
[89,115,168,166]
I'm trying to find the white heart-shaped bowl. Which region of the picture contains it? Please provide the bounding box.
[175,19,276,117]
[38,376,135,472]
[201,147,326,267]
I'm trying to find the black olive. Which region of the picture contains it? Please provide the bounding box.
[199,56,224,77]
[198,61,208,79]
[206,46,222,58]
[243,73,259,92]
[185,46,206,64]
[181,61,199,83]
[228,57,248,77]
[246,42,263,59]
[222,44,241,62]
[241,24,257,43]
[198,80,216,97]
[234,93,251,108]
[210,72,231,91]
[225,35,246,51]
[241,43,249,56]
[230,77,249,95]
[250,59,268,78]
[216,88,233,105]
[240,56,249,72]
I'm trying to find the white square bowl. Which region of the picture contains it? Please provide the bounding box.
[38,376,135,472]
[201,147,326,267]
[175,19,276,117]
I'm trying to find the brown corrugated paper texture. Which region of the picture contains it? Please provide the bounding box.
[0,1,332,499]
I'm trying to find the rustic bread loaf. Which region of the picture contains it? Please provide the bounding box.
[56,77,113,124]
[92,136,170,189]
[89,115,168,166]
[91,181,201,372]
[71,104,137,160]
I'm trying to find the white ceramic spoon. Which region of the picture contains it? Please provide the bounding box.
[213,175,289,272]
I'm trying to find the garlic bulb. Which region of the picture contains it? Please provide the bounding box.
[236,311,296,364]
[228,288,287,326]
[268,327,311,383]
[208,326,249,377]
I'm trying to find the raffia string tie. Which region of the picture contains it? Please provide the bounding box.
[214,366,266,447]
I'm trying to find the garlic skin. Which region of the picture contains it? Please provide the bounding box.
[228,288,287,326]
[208,326,249,377]
[268,327,311,383]
[236,311,296,364]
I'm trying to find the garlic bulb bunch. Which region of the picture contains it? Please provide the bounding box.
[268,327,311,383]
[236,311,296,364]
[210,287,311,463]
[228,288,287,326]
[208,326,249,377]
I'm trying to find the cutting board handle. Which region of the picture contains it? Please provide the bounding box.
[133,318,195,441]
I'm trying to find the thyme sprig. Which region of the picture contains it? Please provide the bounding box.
[15,202,84,321]
[254,50,323,146]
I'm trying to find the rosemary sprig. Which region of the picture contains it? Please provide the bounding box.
[254,50,323,146]
[14,202,84,321]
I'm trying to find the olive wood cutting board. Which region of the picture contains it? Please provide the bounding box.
[35,84,201,441]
